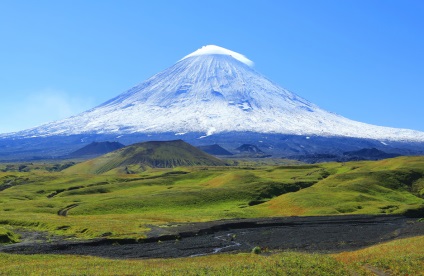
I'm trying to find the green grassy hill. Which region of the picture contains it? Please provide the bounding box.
[65,140,227,174]
[256,156,424,216]
[0,156,422,239]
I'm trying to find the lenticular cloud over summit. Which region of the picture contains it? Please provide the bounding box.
[4,45,424,143]
[180,45,254,67]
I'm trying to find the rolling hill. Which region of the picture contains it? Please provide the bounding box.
[0,156,423,241]
[65,140,227,174]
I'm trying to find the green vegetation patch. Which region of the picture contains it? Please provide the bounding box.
[0,156,423,238]
[257,157,424,216]
[334,235,424,276]
[0,236,422,275]
[0,227,20,244]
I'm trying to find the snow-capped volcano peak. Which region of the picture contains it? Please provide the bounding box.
[180,45,254,66]
[4,45,424,144]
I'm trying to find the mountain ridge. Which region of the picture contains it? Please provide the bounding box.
[67,141,125,158]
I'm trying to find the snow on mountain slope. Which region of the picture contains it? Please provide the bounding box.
[5,45,424,142]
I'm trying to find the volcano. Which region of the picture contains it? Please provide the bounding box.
[1,45,424,160]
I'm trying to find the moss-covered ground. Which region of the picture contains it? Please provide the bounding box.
[0,156,423,274]
[0,156,423,239]
[0,236,422,275]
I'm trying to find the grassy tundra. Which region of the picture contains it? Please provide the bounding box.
[0,156,423,238]
[0,156,423,275]
[0,236,422,275]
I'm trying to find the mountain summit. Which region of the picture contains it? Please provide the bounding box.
[10,45,424,142]
[1,45,424,160]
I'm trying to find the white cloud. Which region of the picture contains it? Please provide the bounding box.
[180,45,254,67]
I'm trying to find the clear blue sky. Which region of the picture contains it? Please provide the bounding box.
[1,0,423,133]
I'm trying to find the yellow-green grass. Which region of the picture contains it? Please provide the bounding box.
[334,235,424,275]
[0,156,423,239]
[255,157,424,216]
[0,253,350,276]
[0,165,325,238]
[0,226,20,244]
[0,236,422,275]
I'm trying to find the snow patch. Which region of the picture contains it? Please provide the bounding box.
[180,45,254,67]
[206,127,216,136]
